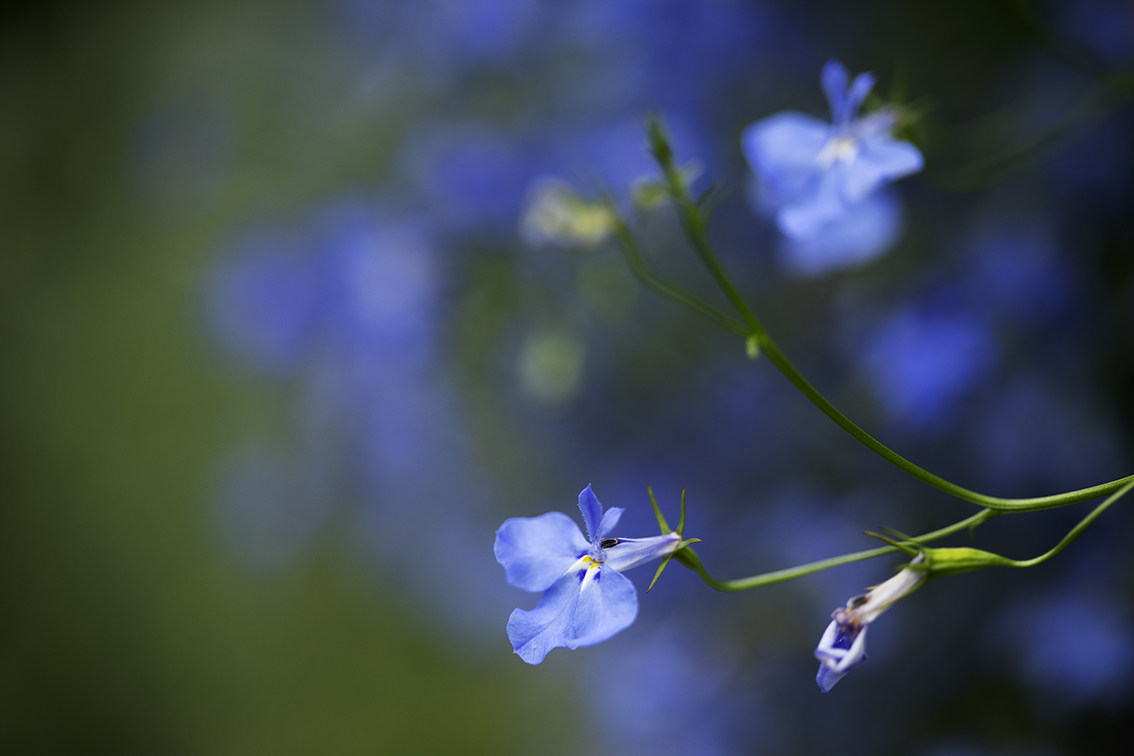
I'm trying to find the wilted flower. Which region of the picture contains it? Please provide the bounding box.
[743,59,923,242]
[494,485,682,664]
[519,178,615,247]
[815,556,926,691]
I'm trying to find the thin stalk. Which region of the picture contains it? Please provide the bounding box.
[1005,478,1134,568]
[680,509,996,592]
[646,129,1134,513]
[756,332,1134,512]
[610,215,749,337]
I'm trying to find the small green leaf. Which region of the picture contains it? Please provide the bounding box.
[745,335,760,360]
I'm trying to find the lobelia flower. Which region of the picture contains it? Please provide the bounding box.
[742,59,923,243]
[815,555,927,691]
[494,485,682,664]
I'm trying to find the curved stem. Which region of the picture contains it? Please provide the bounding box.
[642,122,1134,513]
[1005,478,1134,568]
[609,214,749,337]
[756,332,1134,512]
[679,509,996,592]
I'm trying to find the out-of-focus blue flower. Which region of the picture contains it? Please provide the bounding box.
[1002,588,1134,705]
[1056,0,1134,65]
[494,485,681,664]
[815,558,925,691]
[970,376,1121,495]
[859,299,998,430]
[206,229,321,375]
[774,188,905,276]
[589,624,751,756]
[968,222,1076,328]
[743,59,922,242]
[403,125,541,231]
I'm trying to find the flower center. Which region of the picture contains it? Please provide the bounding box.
[816,136,860,168]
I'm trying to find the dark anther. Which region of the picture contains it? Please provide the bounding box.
[600,538,619,549]
[848,594,869,609]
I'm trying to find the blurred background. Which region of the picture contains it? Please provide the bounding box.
[3,1,1134,754]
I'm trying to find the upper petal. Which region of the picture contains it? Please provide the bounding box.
[570,565,639,649]
[843,72,877,123]
[495,511,590,592]
[742,113,831,203]
[597,506,624,540]
[841,137,923,203]
[821,59,850,123]
[577,485,603,543]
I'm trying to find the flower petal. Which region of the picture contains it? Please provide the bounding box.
[821,59,850,124]
[777,189,903,276]
[814,621,870,691]
[577,484,604,543]
[741,112,830,204]
[597,506,624,540]
[841,137,923,203]
[854,565,926,623]
[843,71,876,123]
[506,572,582,664]
[571,565,639,649]
[777,168,846,240]
[495,511,590,592]
[505,565,639,664]
[603,533,682,572]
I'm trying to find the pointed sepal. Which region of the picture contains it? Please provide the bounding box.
[643,485,699,592]
[649,484,672,534]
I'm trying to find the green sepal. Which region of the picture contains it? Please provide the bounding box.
[645,115,674,167]
[646,537,702,593]
[648,484,671,534]
[676,488,687,536]
[644,486,699,592]
[864,530,920,556]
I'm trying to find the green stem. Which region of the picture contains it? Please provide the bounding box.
[1005,478,1134,568]
[644,125,1134,513]
[756,332,1134,512]
[680,509,996,592]
[610,215,748,337]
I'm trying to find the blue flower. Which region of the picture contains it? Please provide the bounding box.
[494,485,682,664]
[743,59,923,242]
[815,558,925,691]
[859,297,998,431]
